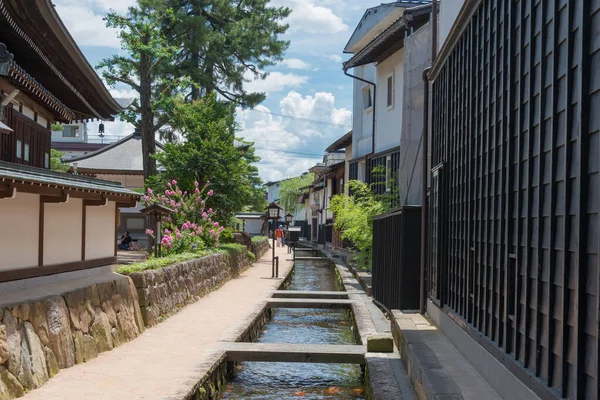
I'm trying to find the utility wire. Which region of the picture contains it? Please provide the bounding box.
[244,108,352,128]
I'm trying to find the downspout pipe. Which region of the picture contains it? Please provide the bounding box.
[420,67,431,315]
[343,69,376,164]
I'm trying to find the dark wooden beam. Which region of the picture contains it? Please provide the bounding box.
[38,198,44,266]
[83,197,108,207]
[0,184,16,199]
[116,200,138,208]
[40,192,69,204]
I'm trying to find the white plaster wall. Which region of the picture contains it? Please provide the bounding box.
[44,198,83,265]
[439,0,466,50]
[85,201,116,260]
[352,64,375,158]
[95,174,144,190]
[0,193,39,271]
[243,219,263,235]
[375,48,404,154]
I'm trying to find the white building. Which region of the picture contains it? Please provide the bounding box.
[343,1,432,205]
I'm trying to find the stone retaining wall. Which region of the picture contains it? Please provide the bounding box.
[0,277,144,398]
[251,237,269,259]
[129,249,251,327]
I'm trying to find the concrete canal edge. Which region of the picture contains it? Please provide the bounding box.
[182,250,396,400]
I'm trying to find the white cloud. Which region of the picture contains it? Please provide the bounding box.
[327,54,343,63]
[236,91,352,182]
[273,0,348,34]
[281,58,312,70]
[244,71,309,94]
[55,4,121,48]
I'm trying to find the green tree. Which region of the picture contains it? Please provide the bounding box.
[329,180,386,271]
[50,149,69,173]
[279,173,314,213]
[168,0,291,105]
[153,94,265,222]
[98,0,177,179]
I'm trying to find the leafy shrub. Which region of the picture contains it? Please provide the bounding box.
[251,235,268,244]
[329,180,386,272]
[247,251,256,263]
[220,227,235,244]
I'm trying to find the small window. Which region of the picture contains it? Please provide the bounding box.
[387,74,394,109]
[385,156,392,192]
[362,86,372,110]
[24,143,30,162]
[16,140,22,159]
[44,153,49,168]
[62,125,79,138]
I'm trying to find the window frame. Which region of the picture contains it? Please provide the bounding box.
[362,85,373,112]
[386,72,395,110]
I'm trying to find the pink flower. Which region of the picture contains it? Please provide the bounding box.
[194,188,200,194]
[172,180,177,185]
[218,226,224,231]
[176,232,182,239]
[201,200,205,206]
[202,212,208,219]
[143,195,149,202]
[165,190,170,195]
[147,188,153,195]
[210,229,215,236]
[145,229,154,235]
[213,222,219,227]
[207,190,214,196]
[194,181,199,187]
[167,182,172,188]
[208,208,213,214]
[164,229,171,234]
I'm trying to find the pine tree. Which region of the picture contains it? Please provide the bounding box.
[168,0,291,106]
[98,0,177,178]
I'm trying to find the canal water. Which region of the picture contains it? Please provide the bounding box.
[220,260,365,399]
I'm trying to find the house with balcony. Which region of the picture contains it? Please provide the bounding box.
[343,1,431,206]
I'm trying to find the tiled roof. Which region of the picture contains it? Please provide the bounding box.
[0,161,139,197]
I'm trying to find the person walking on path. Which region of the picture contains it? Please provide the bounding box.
[275,225,284,247]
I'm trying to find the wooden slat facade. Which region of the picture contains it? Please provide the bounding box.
[0,106,51,168]
[428,0,599,398]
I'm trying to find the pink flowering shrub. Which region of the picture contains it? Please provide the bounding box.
[143,180,222,256]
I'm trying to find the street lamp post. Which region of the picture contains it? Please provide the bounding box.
[266,202,282,278]
[285,212,293,254]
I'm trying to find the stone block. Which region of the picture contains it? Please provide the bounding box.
[2,311,21,378]
[0,324,8,365]
[44,296,74,369]
[44,347,60,378]
[366,334,394,353]
[0,366,24,399]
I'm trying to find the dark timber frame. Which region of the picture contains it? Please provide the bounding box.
[426,0,599,398]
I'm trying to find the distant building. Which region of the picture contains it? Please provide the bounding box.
[343,2,431,206]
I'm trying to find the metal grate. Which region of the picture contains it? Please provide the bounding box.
[429,0,599,398]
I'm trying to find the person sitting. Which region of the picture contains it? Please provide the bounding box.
[119,231,133,250]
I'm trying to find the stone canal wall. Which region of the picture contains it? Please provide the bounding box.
[129,248,251,327]
[0,277,144,398]
[251,237,269,259]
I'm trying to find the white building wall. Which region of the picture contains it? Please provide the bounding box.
[0,193,39,270]
[374,48,405,154]
[344,143,352,194]
[352,64,376,158]
[44,198,83,265]
[439,0,466,50]
[243,219,263,235]
[85,202,116,260]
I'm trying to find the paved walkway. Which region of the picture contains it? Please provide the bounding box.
[23,246,292,400]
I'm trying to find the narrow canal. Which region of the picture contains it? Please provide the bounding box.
[220,260,365,399]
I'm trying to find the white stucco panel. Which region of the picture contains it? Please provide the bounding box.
[44,197,83,265]
[375,48,404,154]
[0,192,39,271]
[85,201,116,260]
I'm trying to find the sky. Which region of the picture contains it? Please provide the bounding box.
[53,0,380,182]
